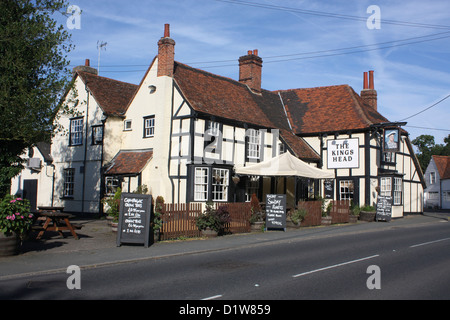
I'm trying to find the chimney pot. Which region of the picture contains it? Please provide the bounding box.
[85,59,90,67]
[164,24,170,38]
[248,50,253,55]
[363,72,369,90]
[253,49,258,56]
[369,70,375,90]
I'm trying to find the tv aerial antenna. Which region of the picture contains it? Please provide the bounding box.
[97,41,108,75]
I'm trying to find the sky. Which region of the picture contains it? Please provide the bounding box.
[58,0,450,145]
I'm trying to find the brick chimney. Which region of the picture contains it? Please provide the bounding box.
[239,49,263,94]
[72,59,98,76]
[361,70,377,111]
[158,24,176,77]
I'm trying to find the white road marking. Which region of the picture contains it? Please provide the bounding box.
[201,295,223,301]
[292,255,380,278]
[409,237,450,248]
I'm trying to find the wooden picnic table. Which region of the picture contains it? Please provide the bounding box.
[35,211,79,240]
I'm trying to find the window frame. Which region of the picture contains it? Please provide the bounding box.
[194,167,209,202]
[339,180,355,201]
[124,120,132,131]
[63,168,75,198]
[247,128,261,161]
[69,117,84,146]
[91,125,104,145]
[380,176,403,206]
[212,168,229,202]
[143,115,155,138]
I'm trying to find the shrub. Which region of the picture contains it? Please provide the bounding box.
[0,195,33,238]
[196,202,231,234]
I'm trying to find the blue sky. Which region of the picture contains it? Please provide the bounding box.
[60,0,450,144]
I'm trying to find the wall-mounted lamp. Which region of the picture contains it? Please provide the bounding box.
[148,85,157,94]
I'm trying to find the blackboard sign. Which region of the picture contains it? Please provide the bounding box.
[117,193,152,247]
[324,179,334,199]
[265,194,286,230]
[376,195,392,222]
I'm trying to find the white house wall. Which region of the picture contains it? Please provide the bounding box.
[10,146,54,210]
[51,75,104,213]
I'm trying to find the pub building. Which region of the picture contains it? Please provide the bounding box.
[12,25,425,218]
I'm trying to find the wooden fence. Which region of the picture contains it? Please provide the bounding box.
[159,202,252,241]
[296,200,351,226]
[297,201,322,227]
[330,200,351,224]
[160,203,202,241]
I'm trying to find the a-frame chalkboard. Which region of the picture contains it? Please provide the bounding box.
[116,193,153,248]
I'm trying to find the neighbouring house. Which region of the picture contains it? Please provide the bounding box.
[49,60,138,214]
[11,24,425,218]
[424,155,450,209]
[10,142,54,213]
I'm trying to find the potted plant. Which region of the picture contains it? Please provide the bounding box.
[321,200,333,226]
[0,195,34,256]
[359,205,376,222]
[153,196,164,241]
[288,208,307,228]
[195,202,231,237]
[249,194,264,232]
[103,188,121,232]
[350,202,360,223]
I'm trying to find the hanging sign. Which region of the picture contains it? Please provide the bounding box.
[117,193,153,248]
[265,194,286,230]
[327,138,359,169]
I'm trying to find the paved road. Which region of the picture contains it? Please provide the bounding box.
[1,217,449,301]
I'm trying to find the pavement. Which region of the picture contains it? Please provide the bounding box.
[1,211,449,280]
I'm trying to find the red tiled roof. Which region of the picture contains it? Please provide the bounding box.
[77,71,138,117]
[105,150,153,175]
[433,155,450,180]
[277,85,389,135]
[173,62,320,161]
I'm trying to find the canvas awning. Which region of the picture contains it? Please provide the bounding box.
[235,152,334,179]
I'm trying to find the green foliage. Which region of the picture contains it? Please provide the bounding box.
[290,208,307,225]
[0,195,34,238]
[360,205,375,212]
[153,196,164,234]
[195,202,231,234]
[103,188,122,222]
[0,0,73,197]
[412,134,450,172]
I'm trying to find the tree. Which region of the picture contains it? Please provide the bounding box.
[0,0,73,196]
[412,134,450,172]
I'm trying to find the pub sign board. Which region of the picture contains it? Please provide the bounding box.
[266,194,286,230]
[376,195,393,222]
[327,138,359,169]
[117,193,153,248]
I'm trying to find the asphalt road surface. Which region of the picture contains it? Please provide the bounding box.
[1,219,449,301]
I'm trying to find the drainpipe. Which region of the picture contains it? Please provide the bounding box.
[81,84,90,214]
